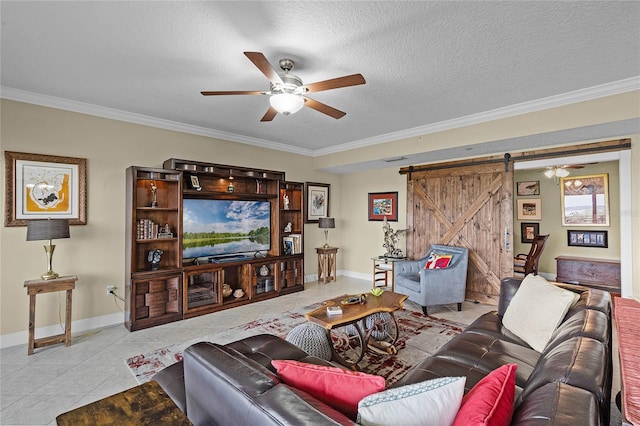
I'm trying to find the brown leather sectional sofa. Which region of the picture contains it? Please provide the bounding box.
[154,277,612,425]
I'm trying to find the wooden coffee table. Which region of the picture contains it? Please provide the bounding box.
[306,291,408,369]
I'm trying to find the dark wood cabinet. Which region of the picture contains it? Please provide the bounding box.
[555,255,620,293]
[125,167,183,331]
[126,161,306,330]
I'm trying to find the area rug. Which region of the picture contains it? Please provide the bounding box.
[126,306,465,386]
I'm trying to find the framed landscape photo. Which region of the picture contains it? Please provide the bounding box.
[5,151,87,226]
[516,198,542,221]
[567,230,608,248]
[305,182,330,223]
[520,222,540,243]
[560,174,609,226]
[517,181,540,196]
[368,191,398,221]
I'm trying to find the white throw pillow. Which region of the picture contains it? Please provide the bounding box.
[502,274,579,352]
[357,376,466,426]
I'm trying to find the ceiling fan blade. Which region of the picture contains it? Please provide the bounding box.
[303,97,346,119]
[260,106,278,122]
[244,52,284,85]
[303,74,366,93]
[201,90,265,96]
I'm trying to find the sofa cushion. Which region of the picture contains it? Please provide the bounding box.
[452,363,517,426]
[357,376,466,426]
[502,274,579,352]
[271,359,385,419]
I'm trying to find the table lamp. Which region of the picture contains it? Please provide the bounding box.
[27,218,70,280]
[318,217,335,248]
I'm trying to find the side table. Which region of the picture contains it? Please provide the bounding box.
[24,275,77,355]
[316,247,338,283]
[371,257,406,292]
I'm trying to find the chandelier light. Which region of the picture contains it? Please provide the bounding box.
[269,93,304,115]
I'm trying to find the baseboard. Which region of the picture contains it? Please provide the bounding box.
[0,312,123,349]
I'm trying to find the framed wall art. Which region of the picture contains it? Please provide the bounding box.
[368,191,398,221]
[305,182,330,223]
[520,222,540,243]
[516,198,542,221]
[5,151,87,226]
[560,174,609,226]
[516,180,540,196]
[567,230,608,248]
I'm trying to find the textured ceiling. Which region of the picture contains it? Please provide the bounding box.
[2,1,639,159]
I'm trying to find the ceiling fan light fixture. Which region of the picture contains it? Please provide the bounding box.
[544,169,555,179]
[269,93,304,115]
[556,168,570,178]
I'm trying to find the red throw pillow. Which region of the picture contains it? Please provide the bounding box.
[271,359,385,419]
[425,252,453,269]
[452,363,517,426]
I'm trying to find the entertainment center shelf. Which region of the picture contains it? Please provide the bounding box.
[124,160,305,331]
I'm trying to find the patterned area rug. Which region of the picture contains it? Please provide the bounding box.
[126,306,465,386]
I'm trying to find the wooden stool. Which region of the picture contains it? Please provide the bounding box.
[24,275,77,355]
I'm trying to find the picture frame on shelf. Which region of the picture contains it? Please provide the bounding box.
[305,182,330,223]
[567,230,608,248]
[4,151,87,226]
[516,198,542,221]
[189,175,202,191]
[560,174,609,226]
[517,180,540,196]
[368,191,398,221]
[520,222,540,243]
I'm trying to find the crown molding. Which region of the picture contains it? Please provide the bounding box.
[312,76,640,157]
[3,76,638,158]
[0,86,314,156]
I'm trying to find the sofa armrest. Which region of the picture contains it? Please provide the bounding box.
[498,277,523,317]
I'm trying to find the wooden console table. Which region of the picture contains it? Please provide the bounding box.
[56,380,192,425]
[555,256,620,293]
[317,247,338,283]
[24,275,77,355]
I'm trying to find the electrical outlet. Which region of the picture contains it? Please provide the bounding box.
[106,285,116,295]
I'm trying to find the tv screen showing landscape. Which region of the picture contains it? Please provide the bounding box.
[183,199,271,259]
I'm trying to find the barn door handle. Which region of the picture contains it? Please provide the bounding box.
[504,228,511,250]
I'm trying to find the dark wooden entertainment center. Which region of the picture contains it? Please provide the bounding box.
[125,159,304,331]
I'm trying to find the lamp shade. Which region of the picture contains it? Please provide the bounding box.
[318,217,335,229]
[269,93,304,115]
[26,219,70,241]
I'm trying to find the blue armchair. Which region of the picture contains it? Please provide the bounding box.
[393,244,469,315]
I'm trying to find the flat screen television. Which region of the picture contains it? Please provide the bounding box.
[182,198,271,260]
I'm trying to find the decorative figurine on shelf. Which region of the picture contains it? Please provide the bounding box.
[284,222,292,233]
[150,181,158,207]
[158,224,173,238]
[222,283,233,298]
[233,288,244,298]
[382,216,406,258]
[227,179,235,193]
[147,249,163,270]
[259,264,270,277]
[283,192,290,210]
[256,179,263,194]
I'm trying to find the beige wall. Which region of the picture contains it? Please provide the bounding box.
[2,90,640,345]
[513,162,621,276]
[0,100,338,338]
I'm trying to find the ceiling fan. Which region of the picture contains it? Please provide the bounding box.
[542,163,597,180]
[201,52,366,122]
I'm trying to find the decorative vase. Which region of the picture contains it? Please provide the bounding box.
[222,283,232,298]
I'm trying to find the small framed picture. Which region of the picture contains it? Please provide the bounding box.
[516,198,542,221]
[517,181,540,196]
[305,182,330,223]
[567,230,608,248]
[520,222,540,243]
[368,191,398,221]
[189,175,201,191]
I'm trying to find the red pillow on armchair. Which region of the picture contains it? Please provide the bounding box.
[425,252,453,269]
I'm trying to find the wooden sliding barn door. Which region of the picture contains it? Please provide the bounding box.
[404,162,513,303]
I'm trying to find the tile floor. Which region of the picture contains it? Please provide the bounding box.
[0,276,621,425]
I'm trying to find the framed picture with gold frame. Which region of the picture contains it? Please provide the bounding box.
[4,151,87,226]
[516,198,542,221]
[560,174,609,226]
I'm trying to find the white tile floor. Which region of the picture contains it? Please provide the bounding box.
[0,276,621,425]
